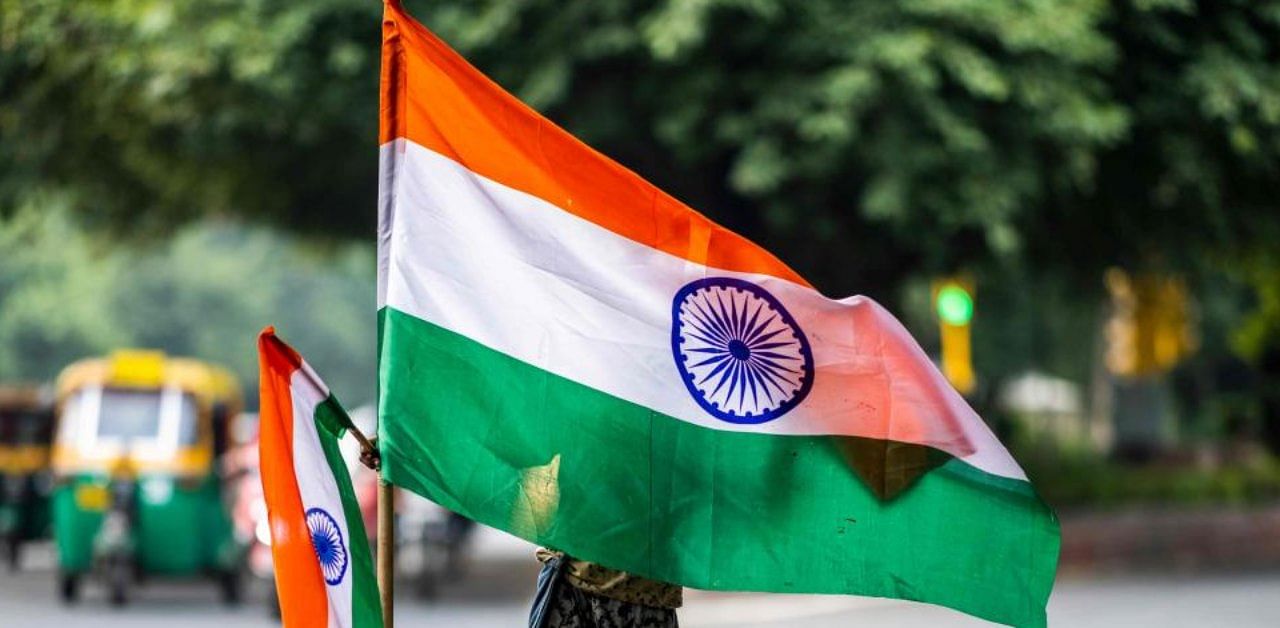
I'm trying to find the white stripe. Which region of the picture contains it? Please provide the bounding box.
[290,369,353,628]
[377,137,405,310]
[380,139,1025,481]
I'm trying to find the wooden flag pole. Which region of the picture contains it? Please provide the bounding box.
[378,471,395,628]
[372,3,395,624]
[353,426,393,627]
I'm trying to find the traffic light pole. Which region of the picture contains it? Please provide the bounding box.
[933,277,976,396]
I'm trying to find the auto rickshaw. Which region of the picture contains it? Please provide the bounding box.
[51,350,244,605]
[0,384,55,570]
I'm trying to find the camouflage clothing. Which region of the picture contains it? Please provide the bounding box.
[542,585,679,628]
[536,549,683,608]
[531,549,680,628]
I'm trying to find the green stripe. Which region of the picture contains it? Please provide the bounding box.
[379,307,1059,627]
[315,396,384,628]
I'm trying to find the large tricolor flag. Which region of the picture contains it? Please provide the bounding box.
[376,1,1059,626]
[258,328,382,628]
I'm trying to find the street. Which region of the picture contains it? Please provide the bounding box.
[4,527,1280,627]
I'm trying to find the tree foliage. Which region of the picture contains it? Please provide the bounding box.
[1036,0,1280,281]
[2,0,1279,298]
[0,197,377,405]
[0,0,381,236]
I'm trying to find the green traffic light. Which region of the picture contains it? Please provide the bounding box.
[936,284,973,325]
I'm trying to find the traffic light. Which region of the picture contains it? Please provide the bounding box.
[933,277,976,396]
[1104,269,1196,378]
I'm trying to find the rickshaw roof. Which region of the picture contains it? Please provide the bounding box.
[56,350,241,405]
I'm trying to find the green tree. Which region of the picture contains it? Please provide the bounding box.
[0,201,377,406]
[1028,0,1280,283]
[0,0,382,237]
[0,194,129,378]
[2,0,1122,297]
[414,0,1128,297]
[4,0,1280,311]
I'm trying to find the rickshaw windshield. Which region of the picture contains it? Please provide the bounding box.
[97,389,162,441]
[0,411,14,443]
[0,409,50,445]
[61,387,201,452]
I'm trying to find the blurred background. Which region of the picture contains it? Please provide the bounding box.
[2,0,1280,625]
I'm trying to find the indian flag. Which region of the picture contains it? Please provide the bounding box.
[258,328,382,628]
[376,1,1059,626]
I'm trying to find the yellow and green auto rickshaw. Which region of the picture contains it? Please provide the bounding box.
[51,350,244,605]
[0,384,55,570]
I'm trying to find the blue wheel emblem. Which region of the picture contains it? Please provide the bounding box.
[671,277,814,424]
[305,507,348,586]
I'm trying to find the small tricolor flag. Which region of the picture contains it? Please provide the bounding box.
[258,328,382,628]
[377,1,1058,626]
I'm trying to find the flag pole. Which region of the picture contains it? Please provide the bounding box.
[354,428,393,627]
[374,2,396,624]
[378,470,394,628]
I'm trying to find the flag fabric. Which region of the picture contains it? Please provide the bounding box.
[258,328,382,628]
[376,1,1059,625]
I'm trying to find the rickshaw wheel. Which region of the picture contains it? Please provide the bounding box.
[220,570,242,606]
[414,572,440,600]
[107,559,130,607]
[108,579,128,607]
[266,586,281,619]
[5,538,19,571]
[58,573,80,604]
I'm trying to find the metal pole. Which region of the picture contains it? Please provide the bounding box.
[378,473,394,628]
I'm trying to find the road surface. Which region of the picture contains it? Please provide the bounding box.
[4,528,1279,627]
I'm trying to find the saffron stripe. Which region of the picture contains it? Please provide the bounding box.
[379,0,807,285]
[258,331,329,628]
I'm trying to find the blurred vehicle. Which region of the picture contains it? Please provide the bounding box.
[354,469,469,599]
[226,401,478,608]
[344,405,475,598]
[396,491,475,599]
[51,350,244,605]
[225,414,278,615]
[0,384,55,570]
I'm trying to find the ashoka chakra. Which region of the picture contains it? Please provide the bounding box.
[671,277,814,424]
[306,507,349,586]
